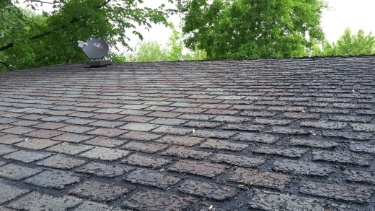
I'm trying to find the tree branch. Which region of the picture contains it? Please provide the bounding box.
[98,0,111,8]
[0,1,111,52]
[0,17,80,52]
[28,0,53,4]
[0,43,14,52]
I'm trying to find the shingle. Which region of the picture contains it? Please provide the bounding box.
[1,57,375,210]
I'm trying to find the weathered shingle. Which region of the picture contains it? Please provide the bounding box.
[0,57,374,210]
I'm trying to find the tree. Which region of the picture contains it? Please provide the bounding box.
[178,0,326,60]
[116,23,206,62]
[1,5,50,71]
[313,28,375,56]
[128,41,169,62]
[166,23,184,61]
[0,0,174,71]
[165,23,206,61]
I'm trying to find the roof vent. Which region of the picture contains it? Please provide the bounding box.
[78,38,112,68]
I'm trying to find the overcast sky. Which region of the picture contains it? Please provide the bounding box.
[136,0,375,47]
[322,0,375,42]
[19,0,375,49]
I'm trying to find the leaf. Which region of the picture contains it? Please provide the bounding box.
[180,0,326,59]
[313,27,375,56]
[0,0,172,70]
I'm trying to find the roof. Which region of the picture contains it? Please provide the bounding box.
[0,57,374,210]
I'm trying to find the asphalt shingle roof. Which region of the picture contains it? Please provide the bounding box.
[0,57,374,210]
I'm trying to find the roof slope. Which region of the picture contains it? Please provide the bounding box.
[0,57,374,210]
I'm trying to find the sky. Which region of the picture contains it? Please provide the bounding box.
[321,0,375,42]
[135,0,375,48]
[18,0,375,48]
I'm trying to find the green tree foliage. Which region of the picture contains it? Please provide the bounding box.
[313,28,375,56]
[118,24,206,62]
[127,41,168,62]
[166,24,184,61]
[0,0,174,71]
[1,6,50,71]
[178,0,326,60]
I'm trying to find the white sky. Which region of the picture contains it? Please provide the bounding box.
[138,0,375,47]
[321,0,375,42]
[18,0,375,48]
